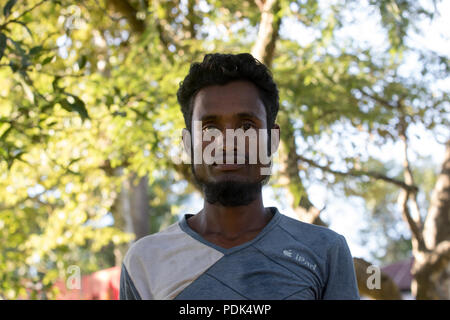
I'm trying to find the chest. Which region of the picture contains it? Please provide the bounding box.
[174,246,324,300]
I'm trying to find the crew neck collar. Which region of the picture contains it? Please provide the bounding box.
[179,206,282,255]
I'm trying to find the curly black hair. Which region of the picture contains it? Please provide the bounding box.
[176,53,279,132]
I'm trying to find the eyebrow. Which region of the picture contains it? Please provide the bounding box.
[236,112,263,122]
[200,114,220,122]
[200,112,264,122]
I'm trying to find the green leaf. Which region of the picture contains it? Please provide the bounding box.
[77,55,87,69]
[41,55,54,66]
[9,38,26,64]
[0,125,12,140]
[9,61,18,72]
[0,147,7,159]
[0,33,6,62]
[3,0,17,18]
[69,95,89,121]
[52,76,61,91]
[60,94,89,121]
[29,45,43,56]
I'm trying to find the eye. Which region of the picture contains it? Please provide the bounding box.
[202,124,219,133]
[241,122,255,131]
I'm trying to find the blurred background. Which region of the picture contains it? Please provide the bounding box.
[0,0,448,300]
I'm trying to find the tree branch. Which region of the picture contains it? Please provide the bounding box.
[186,0,198,39]
[0,0,47,29]
[297,154,419,192]
[432,240,450,270]
[397,105,426,251]
[398,109,423,225]
[254,0,264,12]
[358,88,396,110]
[398,189,426,252]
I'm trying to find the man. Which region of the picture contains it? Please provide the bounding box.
[120,53,360,300]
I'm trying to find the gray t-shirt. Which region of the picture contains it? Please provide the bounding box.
[120,207,360,300]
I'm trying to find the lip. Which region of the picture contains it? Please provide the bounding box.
[213,163,246,171]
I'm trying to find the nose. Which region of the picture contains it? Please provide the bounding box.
[220,137,236,163]
[222,126,240,150]
[222,129,249,164]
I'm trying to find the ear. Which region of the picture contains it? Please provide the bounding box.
[270,124,281,155]
[181,128,192,157]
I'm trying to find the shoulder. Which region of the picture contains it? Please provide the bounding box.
[278,213,343,242]
[123,221,183,267]
[121,217,225,300]
[276,213,346,256]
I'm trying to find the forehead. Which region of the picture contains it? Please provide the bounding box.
[192,80,266,122]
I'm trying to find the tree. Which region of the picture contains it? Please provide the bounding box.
[1,0,448,299]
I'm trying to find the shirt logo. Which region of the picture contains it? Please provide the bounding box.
[283,249,293,257]
[283,249,317,271]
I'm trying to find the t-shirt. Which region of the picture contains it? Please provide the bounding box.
[120,207,360,300]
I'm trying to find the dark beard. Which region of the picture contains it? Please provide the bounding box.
[192,165,270,207]
[203,180,262,207]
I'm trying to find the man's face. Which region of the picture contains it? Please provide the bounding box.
[186,80,275,206]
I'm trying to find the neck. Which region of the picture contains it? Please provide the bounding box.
[195,193,270,239]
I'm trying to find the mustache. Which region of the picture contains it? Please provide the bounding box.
[211,152,249,164]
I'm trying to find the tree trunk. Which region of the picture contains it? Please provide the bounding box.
[251,0,281,67]
[128,174,150,240]
[413,140,450,299]
[423,140,450,252]
[117,169,150,241]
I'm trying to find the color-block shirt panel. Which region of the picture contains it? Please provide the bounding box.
[120,221,224,300]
